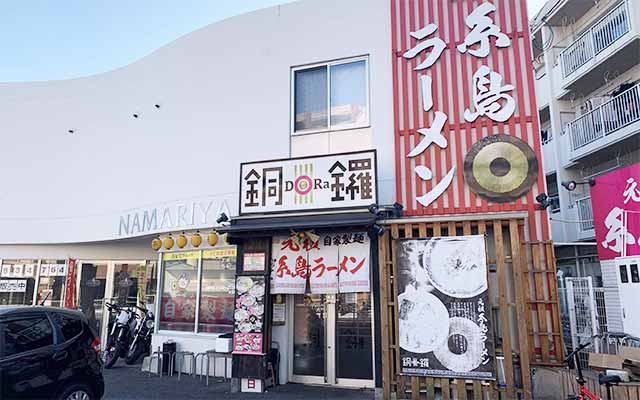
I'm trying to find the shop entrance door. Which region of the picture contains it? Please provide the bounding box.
[290,293,374,388]
[78,260,147,344]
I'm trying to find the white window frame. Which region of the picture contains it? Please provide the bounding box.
[290,55,370,136]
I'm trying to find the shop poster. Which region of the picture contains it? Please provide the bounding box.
[270,232,370,294]
[396,235,495,380]
[232,276,266,355]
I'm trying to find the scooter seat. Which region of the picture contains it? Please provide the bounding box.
[598,373,622,385]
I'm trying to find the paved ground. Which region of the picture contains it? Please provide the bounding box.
[103,363,374,400]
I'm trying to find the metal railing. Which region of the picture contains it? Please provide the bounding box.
[576,197,594,231]
[568,83,640,151]
[561,2,630,78]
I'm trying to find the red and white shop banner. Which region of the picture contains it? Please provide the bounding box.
[270,233,370,294]
[271,237,310,294]
[308,244,339,294]
[591,163,640,260]
[390,0,548,242]
[64,259,77,309]
[337,236,371,293]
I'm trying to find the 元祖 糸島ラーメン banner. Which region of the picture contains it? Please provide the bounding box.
[270,233,370,294]
[396,235,495,379]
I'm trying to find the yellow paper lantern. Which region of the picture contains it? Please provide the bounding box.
[191,233,202,247]
[163,236,174,250]
[151,238,162,251]
[176,234,188,249]
[207,232,218,246]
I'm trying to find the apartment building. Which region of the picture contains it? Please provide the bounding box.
[531,0,640,334]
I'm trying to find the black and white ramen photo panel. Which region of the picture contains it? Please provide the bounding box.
[396,235,495,379]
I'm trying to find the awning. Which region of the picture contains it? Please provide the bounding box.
[218,212,376,237]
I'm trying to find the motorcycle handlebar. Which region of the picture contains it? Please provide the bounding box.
[134,305,149,313]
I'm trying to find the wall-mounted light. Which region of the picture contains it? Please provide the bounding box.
[154,104,161,109]
[561,178,595,191]
[368,224,385,239]
[535,193,553,209]
[133,113,139,119]
[68,129,75,134]
[216,212,230,225]
[368,203,404,219]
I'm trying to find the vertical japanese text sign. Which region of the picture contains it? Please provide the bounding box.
[240,150,377,215]
[392,0,546,236]
[591,163,640,259]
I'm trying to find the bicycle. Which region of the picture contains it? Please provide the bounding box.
[565,341,622,400]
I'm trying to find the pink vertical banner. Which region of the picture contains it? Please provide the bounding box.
[591,163,640,260]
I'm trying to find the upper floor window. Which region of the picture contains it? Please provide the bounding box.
[292,57,369,135]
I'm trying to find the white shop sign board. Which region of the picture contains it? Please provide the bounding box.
[239,150,377,215]
[0,279,28,293]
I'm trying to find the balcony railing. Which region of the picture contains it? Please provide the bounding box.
[561,2,630,78]
[568,83,640,151]
[576,197,595,231]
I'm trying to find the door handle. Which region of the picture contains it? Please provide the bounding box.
[52,351,68,361]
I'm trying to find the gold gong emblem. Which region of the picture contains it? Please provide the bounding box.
[464,134,538,203]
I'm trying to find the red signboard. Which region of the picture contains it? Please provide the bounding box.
[64,259,76,309]
[391,0,547,240]
[591,163,640,260]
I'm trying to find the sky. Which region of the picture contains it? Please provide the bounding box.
[0,0,548,83]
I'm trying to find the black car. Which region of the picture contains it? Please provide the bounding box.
[0,306,104,400]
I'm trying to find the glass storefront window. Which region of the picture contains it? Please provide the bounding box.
[159,252,199,332]
[159,248,237,334]
[198,249,236,333]
[79,263,107,333]
[135,261,158,311]
[112,264,139,306]
[0,260,37,306]
[36,260,67,307]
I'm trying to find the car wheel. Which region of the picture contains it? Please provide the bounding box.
[59,384,94,400]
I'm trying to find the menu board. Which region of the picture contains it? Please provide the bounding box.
[232,276,266,355]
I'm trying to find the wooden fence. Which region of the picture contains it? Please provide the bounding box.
[378,218,564,399]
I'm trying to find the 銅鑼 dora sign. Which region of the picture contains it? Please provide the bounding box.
[239,150,377,215]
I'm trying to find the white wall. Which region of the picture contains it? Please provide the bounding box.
[0,237,156,260]
[601,259,624,332]
[0,0,394,246]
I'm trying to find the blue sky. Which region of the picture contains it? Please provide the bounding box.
[1,0,547,82]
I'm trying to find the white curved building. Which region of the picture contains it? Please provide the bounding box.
[0,0,555,396]
[0,0,393,390]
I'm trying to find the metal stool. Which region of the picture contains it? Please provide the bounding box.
[172,351,196,380]
[194,351,210,381]
[148,347,173,377]
[205,351,231,386]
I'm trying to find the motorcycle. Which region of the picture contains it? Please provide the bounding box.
[102,302,137,369]
[124,304,154,365]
